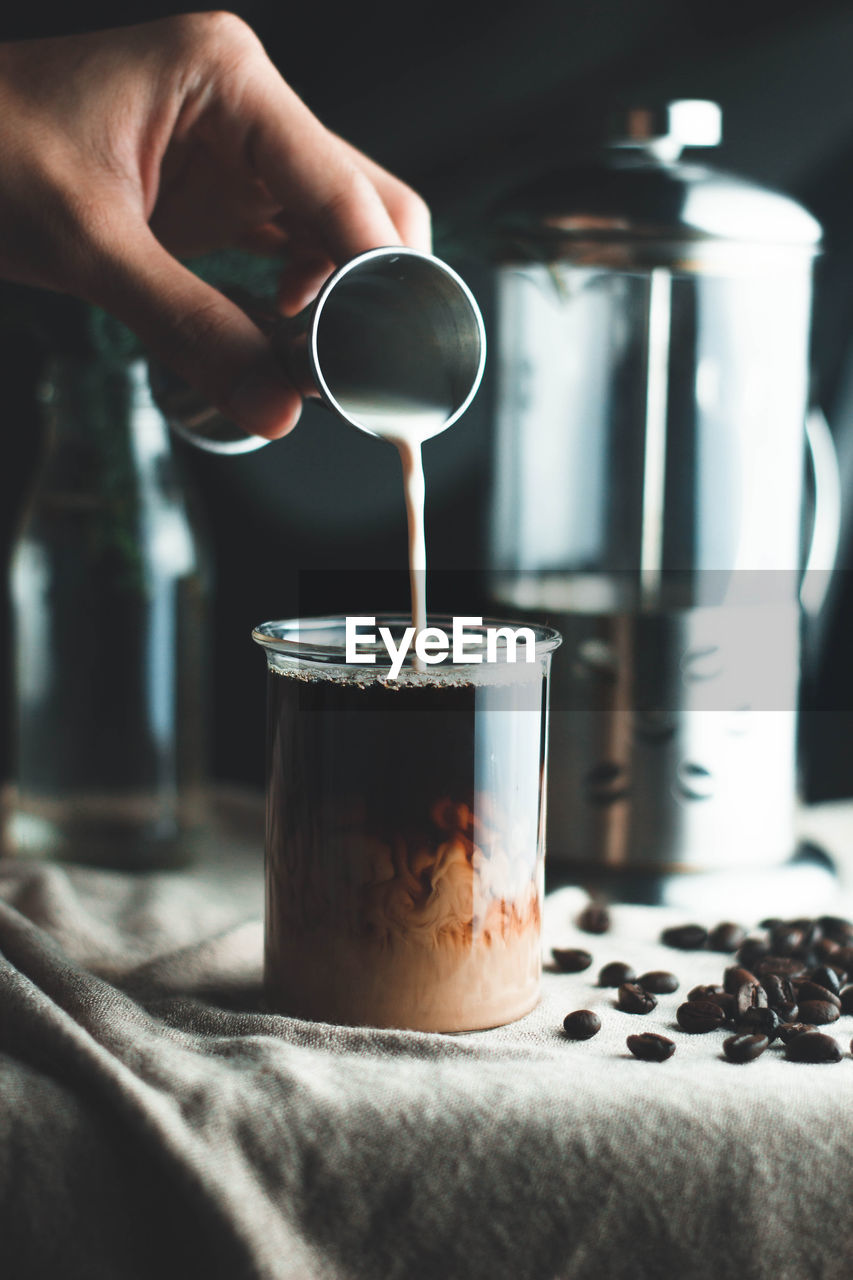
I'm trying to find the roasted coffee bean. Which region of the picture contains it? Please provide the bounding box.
[735,980,768,1019]
[736,1007,783,1043]
[677,1000,725,1033]
[840,985,853,1015]
[814,938,842,963]
[761,973,797,1013]
[755,955,807,980]
[797,999,840,1026]
[785,1032,842,1063]
[707,922,747,952]
[769,925,801,956]
[638,970,680,995]
[617,983,657,1014]
[790,916,822,937]
[736,938,772,971]
[688,989,735,1020]
[627,1033,675,1062]
[759,917,783,931]
[562,1010,601,1040]
[775,920,821,955]
[833,947,853,976]
[817,915,853,946]
[689,983,725,1002]
[809,965,842,997]
[724,966,759,996]
[551,948,594,973]
[577,903,611,935]
[778,1022,815,1045]
[704,992,737,1023]
[723,1033,769,1063]
[598,961,636,987]
[661,924,708,950]
[796,982,841,1009]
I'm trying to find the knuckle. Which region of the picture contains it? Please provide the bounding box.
[187,10,261,60]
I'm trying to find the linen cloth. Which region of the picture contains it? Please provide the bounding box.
[2,796,853,1280]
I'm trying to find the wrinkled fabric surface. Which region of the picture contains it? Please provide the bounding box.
[2,799,853,1280]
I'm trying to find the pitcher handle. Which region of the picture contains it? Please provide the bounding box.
[800,406,842,616]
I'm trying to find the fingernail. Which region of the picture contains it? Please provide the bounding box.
[227,361,301,439]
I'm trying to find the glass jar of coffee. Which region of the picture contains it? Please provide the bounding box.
[254,615,560,1032]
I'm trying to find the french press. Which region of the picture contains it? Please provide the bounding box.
[487,101,838,905]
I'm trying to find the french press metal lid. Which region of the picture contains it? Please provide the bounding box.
[494,99,821,270]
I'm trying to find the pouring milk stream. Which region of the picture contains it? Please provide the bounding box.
[340,397,449,638]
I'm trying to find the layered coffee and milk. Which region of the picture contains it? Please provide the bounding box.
[264,663,547,1031]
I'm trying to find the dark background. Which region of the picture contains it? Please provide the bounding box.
[2,0,853,797]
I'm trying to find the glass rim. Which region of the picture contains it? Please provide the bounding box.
[252,613,561,673]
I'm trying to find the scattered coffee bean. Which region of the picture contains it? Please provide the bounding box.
[839,985,853,1015]
[627,1033,675,1062]
[562,1009,601,1040]
[790,917,823,945]
[577,903,611,935]
[616,983,657,1015]
[833,947,853,976]
[769,923,813,958]
[796,981,841,1009]
[785,1032,842,1063]
[598,961,636,987]
[638,970,680,994]
[677,1000,725,1033]
[761,973,797,1017]
[777,1022,815,1045]
[736,937,772,972]
[759,917,783,931]
[723,1033,769,1063]
[689,983,725,1002]
[736,1007,782,1043]
[735,980,768,1019]
[795,919,824,951]
[551,948,594,973]
[707,922,747,952]
[817,915,853,946]
[703,992,737,1022]
[661,924,708,950]
[724,966,759,996]
[814,937,842,963]
[797,999,840,1026]
[809,965,842,997]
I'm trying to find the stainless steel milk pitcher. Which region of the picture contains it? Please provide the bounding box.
[149,246,486,453]
[487,101,835,900]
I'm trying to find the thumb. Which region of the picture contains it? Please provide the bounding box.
[86,226,301,441]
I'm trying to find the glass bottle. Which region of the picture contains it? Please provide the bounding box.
[3,356,211,868]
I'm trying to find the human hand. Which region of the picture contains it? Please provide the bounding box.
[0,12,431,439]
